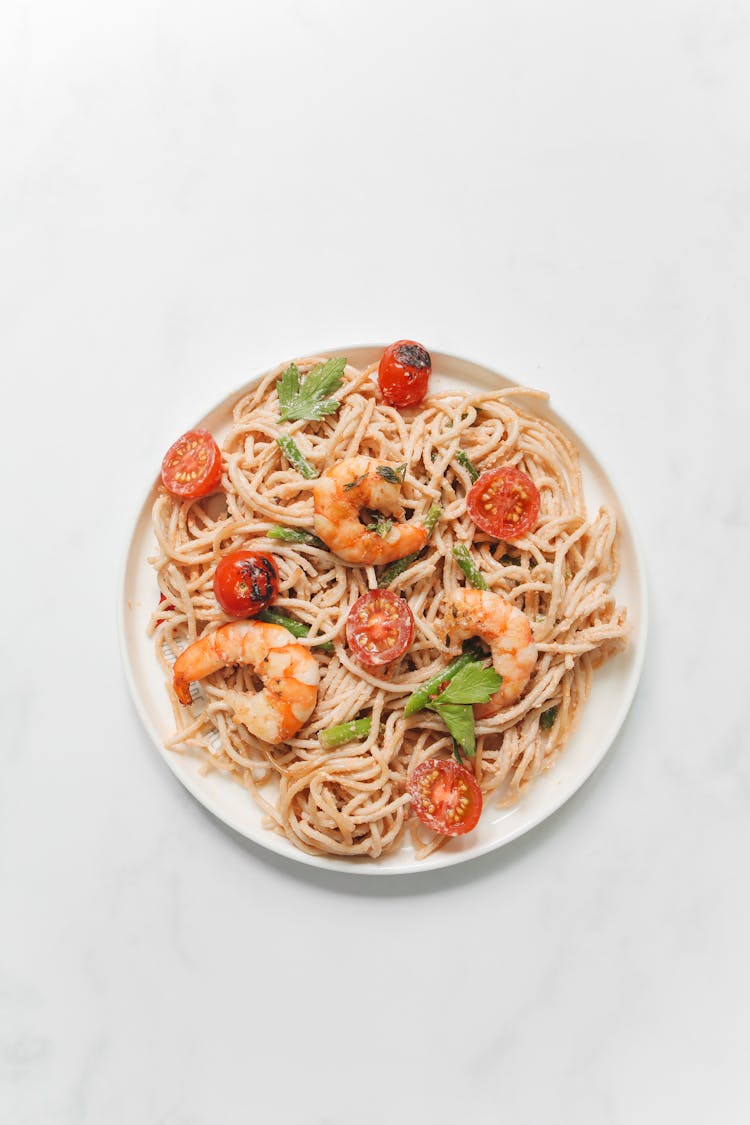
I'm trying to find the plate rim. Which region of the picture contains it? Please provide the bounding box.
[117,344,648,876]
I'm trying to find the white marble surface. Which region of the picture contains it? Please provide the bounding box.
[2,2,749,1121]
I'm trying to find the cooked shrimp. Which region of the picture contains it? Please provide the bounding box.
[447,588,537,715]
[312,455,428,565]
[172,621,319,744]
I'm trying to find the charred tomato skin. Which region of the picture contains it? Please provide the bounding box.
[214,551,279,617]
[378,340,431,407]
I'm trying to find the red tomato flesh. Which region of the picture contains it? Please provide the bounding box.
[467,466,540,541]
[346,590,414,667]
[155,592,173,627]
[214,551,279,617]
[408,759,482,836]
[161,429,223,500]
[378,340,431,407]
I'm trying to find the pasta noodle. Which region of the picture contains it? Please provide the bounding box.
[149,356,627,860]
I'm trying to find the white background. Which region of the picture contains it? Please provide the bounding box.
[2,2,749,1122]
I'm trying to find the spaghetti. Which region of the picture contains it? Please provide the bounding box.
[149,356,627,860]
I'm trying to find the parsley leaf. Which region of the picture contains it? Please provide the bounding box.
[432,661,501,706]
[277,363,300,408]
[277,357,346,423]
[366,518,393,538]
[425,659,502,757]
[376,463,407,485]
[430,702,477,756]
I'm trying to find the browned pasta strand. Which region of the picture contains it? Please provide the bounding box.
[149,357,627,861]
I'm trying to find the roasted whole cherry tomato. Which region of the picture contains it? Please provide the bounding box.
[467,465,540,541]
[378,340,431,407]
[214,551,279,617]
[345,590,414,666]
[161,429,223,500]
[407,758,483,836]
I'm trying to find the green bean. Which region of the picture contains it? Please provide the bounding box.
[275,434,318,479]
[422,504,442,535]
[403,652,480,717]
[266,526,326,548]
[452,544,489,590]
[377,505,442,588]
[318,716,372,750]
[377,550,424,588]
[455,449,479,482]
[255,608,334,653]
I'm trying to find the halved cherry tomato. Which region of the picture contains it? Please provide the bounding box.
[214,551,279,617]
[467,466,540,541]
[345,590,414,666]
[378,340,431,407]
[408,758,482,836]
[161,429,223,500]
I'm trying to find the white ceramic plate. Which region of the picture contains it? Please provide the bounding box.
[119,346,647,875]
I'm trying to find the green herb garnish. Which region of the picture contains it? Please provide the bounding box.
[366,518,393,538]
[540,706,558,730]
[430,703,478,756]
[343,472,367,492]
[277,357,346,423]
[425,662,502,757]
[376,463,406,485]
[402,647,479,717]
[430,662,501,706]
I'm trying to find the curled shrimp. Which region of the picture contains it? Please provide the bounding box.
[312,455,428,565]
[172,621,319,744]
[447,588,537,715]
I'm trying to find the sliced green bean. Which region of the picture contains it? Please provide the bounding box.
[266,526,326,548]
[275,434,318,479]
[422,503,442,535]
[377,550,425,588]
[256,608,334,653]
[452,544,489,590]
[318,716,372,750]
[455,450,479,483]
[377,505,442,588]
[403,652,480,717]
